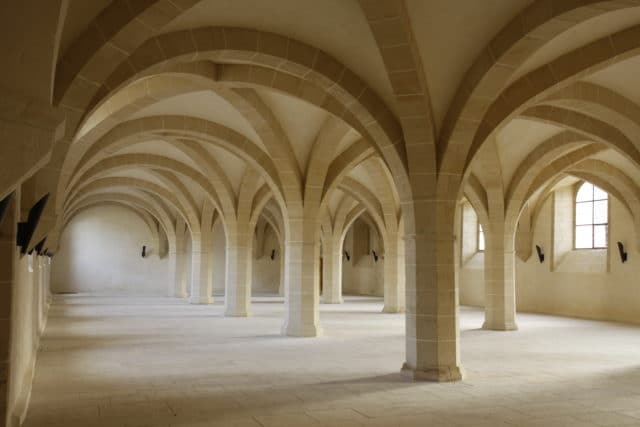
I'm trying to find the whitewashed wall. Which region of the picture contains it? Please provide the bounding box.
[459,190,640,324]
[52,205,170,295]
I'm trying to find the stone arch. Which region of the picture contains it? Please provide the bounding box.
[55,0,201,108]
[248,186,274,234]
[81,28,404,176]
[542,81,640,133]
[440,5,640,180]
[66,176,199,236]
[338,178,385,238]
[322,140,376,205]
[520,105,640,167]
[320,194,363,305]
[505,131,591,205]
[61,115,285,216]
[305,116,352,209]
[160,137,237,220]
[62,201,161,252]
[66,154,224,217]
[434,0,640,173]
[463,174,489,234]
[337,203,368,252]
[63,191,176,251]
[569,160,640,249]
[506,144,607,229]
[217,87,302,206]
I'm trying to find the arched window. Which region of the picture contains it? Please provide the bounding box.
[478,224,485,251]
[575,182,608,249]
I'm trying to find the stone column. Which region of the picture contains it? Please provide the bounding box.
[482,222,517,330]
[42,257,50,309]
[166,250,178,297]
[279,246,285,297]
[0,191,17,424]
[321,236,343,304]
[189,231,214,304]
[170,217,188,298]
[382,233,405,313]
[401,199,464,382]
[225,228,252,316]
[282,216,322,337]
[36,256,45,334]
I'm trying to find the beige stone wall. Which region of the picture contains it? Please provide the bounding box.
[50,205,284,298]
[517,195,637,322]
[8,254,50,427]
[459,255,484,308]
[51,205,169,295]
[212,221,226,296]
[460,194,640,324]
[342,222,384,297]
[251,226,280,295]
[459,203,484,307]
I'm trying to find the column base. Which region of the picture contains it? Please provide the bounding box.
[189,296,213,304]
[225,310,251,317]
[170,290,189,299]
[281,321,323,337]
[482,321,518,331]
[382,305,405,313]
[321,297,343,304]
[401,362,465,382]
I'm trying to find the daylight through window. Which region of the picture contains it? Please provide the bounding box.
[575,182,608,249]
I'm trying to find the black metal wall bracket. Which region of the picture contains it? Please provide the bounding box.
[617,241,628,263]
[535,245,545,263]
[17,194,49,254]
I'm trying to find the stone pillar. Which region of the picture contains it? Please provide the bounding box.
[382,233,404,313]
[45,257,52,304]
[0,191,17,425]
[278,246,285,297]
[282,216,322,337]
[481,175,518,331]
[401,199,464,382]
[41,257,49,332]
[170,218,188,298]
[167,249,178,297]
[225,229,252,316]
[36,257,45,334]
[321,236,343,304]
[189,231,214,304]
[482,221,517,330]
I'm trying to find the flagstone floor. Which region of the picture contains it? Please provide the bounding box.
[22,295,640,427]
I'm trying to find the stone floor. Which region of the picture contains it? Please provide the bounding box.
[22,295,640,427]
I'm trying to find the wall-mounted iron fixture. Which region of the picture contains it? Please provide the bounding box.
[617,241,628,263]
[0,192,13,226]
[535,245,544,263]
[17,194,49,254]
[344,250,351,262]
[372,250,379,262]
[33,238,46,256]
[141,245,147,258]
[270,249,276,260]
